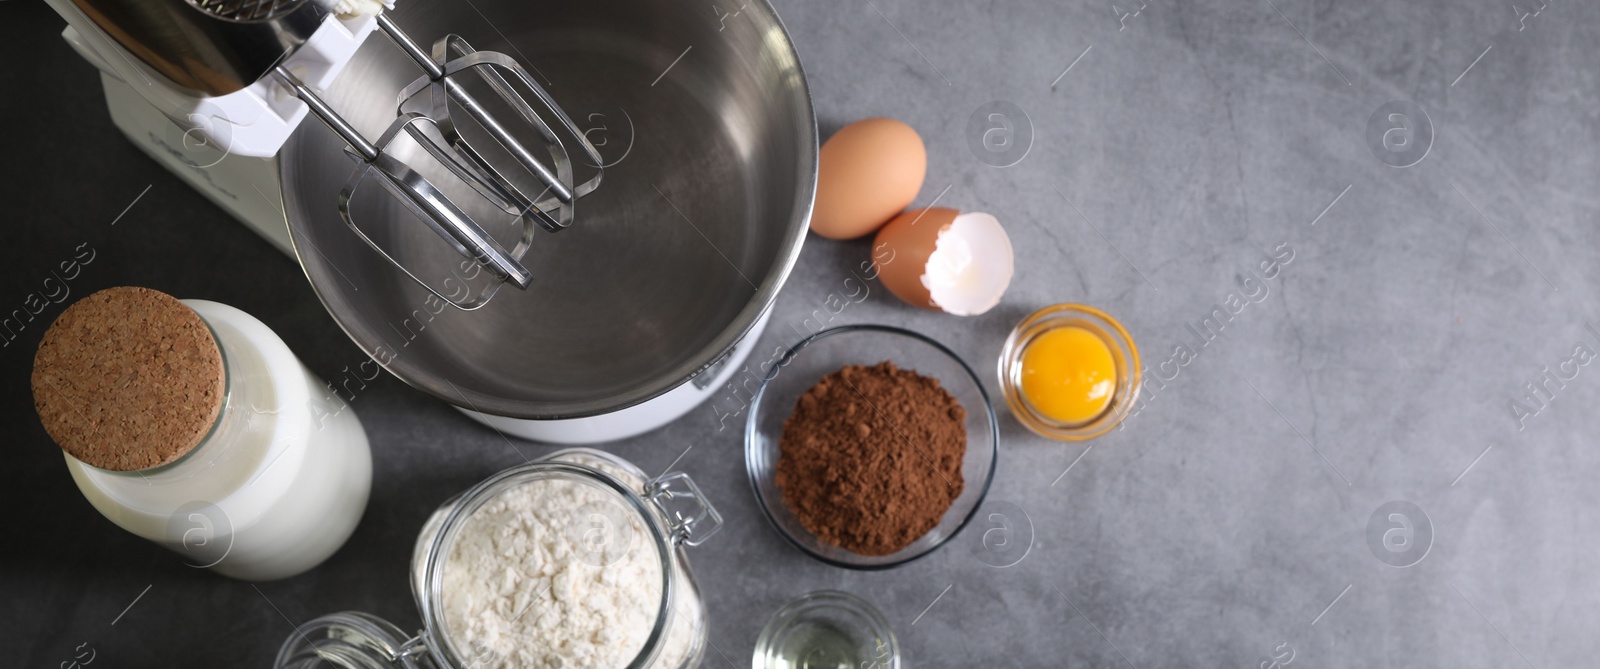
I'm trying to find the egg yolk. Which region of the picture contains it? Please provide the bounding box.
[1019,326,1117,425]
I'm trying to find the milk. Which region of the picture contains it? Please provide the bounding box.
[65,300,371,581]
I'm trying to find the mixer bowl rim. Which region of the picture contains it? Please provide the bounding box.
[278,0,817,421]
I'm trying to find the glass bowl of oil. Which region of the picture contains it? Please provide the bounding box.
[754,590,900,669]
[998,303,1141,440]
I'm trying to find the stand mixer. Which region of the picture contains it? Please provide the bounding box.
[46,0,602,309]
[48,0,818,444]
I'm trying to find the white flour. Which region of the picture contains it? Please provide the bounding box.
[440,454,700,669]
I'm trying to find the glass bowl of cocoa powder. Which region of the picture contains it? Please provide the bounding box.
[744,325,998,569]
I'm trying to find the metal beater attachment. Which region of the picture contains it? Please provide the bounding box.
[273,13,603,310]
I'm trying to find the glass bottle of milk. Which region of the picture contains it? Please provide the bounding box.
[31,287,371,581]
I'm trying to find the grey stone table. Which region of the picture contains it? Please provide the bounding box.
[4,0,1598,666]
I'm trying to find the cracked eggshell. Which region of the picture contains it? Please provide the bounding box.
[873,207,1014,316]
[811,118,927,240]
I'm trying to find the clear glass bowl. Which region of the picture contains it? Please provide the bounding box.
[744,325,998,570]
[998,303,1141,440]
[753,590,900,669]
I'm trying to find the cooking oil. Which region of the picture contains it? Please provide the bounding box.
[763,620,872,669]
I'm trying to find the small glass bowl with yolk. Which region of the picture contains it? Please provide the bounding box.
[998,304,1140,440]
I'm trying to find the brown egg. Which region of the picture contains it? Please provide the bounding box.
[874,207,1014,316]
[811,118,927,240]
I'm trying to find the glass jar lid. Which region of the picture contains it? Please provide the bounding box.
[274,611,431,669]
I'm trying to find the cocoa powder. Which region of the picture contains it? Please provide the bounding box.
[775,361,967,556]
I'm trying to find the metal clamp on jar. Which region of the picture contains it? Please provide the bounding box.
[274,449,721,669]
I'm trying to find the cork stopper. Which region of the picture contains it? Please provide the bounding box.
[31,287,226,471]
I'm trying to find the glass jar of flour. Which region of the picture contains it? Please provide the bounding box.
[31,287,372,581]
[275,448,721,669]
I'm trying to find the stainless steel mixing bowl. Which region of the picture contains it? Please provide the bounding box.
[279,0,815,420]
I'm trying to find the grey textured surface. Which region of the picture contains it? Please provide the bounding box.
[5,0,1600,666]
